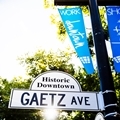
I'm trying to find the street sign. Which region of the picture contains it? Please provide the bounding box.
[30,70,82,92]
[8,70,105,111]
[9,89,100,111]
[95,112,104,120]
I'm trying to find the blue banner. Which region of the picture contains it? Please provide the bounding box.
[106,6,120,72]
[58,7,94,74]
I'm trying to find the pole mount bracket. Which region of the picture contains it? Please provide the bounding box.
[102,90,115,94]
[105,112,120,118]
[104,103,118,108]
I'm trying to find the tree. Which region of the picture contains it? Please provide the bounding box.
[19,49,101,120]
[19,49,75,78]
[44,0,109,41]
[0,48,120,120]
[20,49,120,120]
[0,77,42,120]
[0,49,75,120]
[0,1,119,119]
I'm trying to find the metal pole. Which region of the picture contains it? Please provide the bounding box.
[88,0,120,119]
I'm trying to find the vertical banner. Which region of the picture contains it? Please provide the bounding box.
[106,6,120,72]
[58,7,94,74]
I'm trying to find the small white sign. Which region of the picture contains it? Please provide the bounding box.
[9,89,100,111]
[30,71,82,92]
[95,112,104,120]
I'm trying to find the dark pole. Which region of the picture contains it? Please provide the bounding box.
[88,0,120,120]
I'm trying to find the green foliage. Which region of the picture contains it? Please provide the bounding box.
[44,0,55,9]
[99,6,109,40]
[99,7,107,29]
[44,0,91,41]
[19,49,74,78]
[64,111,97,120]
[19,49,120,120]
[80,6,89,15]
[57,21,67,41]
[0,77,41,120]
[0,48,120,119]
[74,69,100,91]
[113,73,120,108]
[0,1,119,119]
[44,0,109,46]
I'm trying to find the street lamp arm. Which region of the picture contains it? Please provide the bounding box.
[54,0,120,6]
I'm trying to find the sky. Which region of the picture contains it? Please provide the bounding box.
[0,0,73,80]
[0,0,112,80]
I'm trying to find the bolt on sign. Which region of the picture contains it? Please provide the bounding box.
[8,70,104,111]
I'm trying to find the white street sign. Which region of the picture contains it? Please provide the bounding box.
[95,112,104,120]
[9,89,100,111]
[30,70,82,92]
[8,71,105,111]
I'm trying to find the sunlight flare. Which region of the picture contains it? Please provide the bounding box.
[43,108,59,120]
